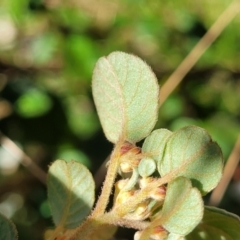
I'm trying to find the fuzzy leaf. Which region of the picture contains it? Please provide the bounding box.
[142,128,172,165]
[48,160,95,229]
[161,177,203,236]
[0,213,18,240]
[92,51,159,143]
[185,206,240,240]
[158,126,223,194]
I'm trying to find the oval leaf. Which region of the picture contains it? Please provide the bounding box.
[142,128,172,164]
[161,177,203,236]
[92,51,159,143]
[0,213,18,240]
[48,160,95,228]
[15,89,52,118]
[185,206,240,240]
[158,126,223,194]
[138,157,156,177]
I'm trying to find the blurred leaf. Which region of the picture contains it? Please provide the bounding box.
[39,200,51,219]
[185,206,240,239]
[56,145,91,168]
[0,212,18,240]
[6,0,28,23]
[202,113,240,159]
[53,7,90,31]
[161,177,203,236]
[48,160,95,229]
[15,89,52,118]
[92,51,159,143]
[31,32,59,65]
[159,95,184,121]
[64,35,98,79]
[159,126,223,195]
[174,10,195,33]
[64,96,99,139]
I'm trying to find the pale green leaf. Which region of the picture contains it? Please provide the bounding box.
[15,89,52,118]
[159,126,223,194]
[185,206,240,240]
[142,128,172,165]
[92,51,159,143]
[0,213,18,240]
[161,177,203,236]
[138,157,156,177]
[48,160,95,229]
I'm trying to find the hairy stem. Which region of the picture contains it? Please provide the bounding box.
[92,141,123,216]
[66,211,149,240]
[66,141,123,240]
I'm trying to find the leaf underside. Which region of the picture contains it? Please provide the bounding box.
[161,177,203,236]
[158,126,223,195]
[48,160,95,229]
[0,213,18,240]
[92,51,159,143]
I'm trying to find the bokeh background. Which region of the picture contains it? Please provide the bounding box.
[0,0,240,239]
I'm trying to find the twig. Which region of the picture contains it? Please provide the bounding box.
[209,135,240,206]
[159,0,240,106]
[0,133,47,184]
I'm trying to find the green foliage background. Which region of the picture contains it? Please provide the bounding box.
[0,0,239,239]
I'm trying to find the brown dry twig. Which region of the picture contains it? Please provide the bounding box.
[159,0,240,106]
[0,133,47,184]
[209,135,240,206]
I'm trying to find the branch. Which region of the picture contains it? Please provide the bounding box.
[159,0,240,106]
[209,134,240,206]
[0,132,47,184]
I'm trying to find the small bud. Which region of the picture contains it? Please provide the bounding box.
[139,177,154,189]
[139,178,166,201]
[150,226,168,240]
[120,141,135,155]
[125,201,151,221]
[114,179,130,203]
[115,179,129,190]
[150,186,166,202]
[134,231,142,240]
[119,142,142,173]
[120,162,133,173]
[115,190,135,205]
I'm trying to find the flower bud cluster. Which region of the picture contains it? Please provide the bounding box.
[139,178,166,202]
[119,142,142,173]
[114,141,168,238]
[114,179,151,221]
